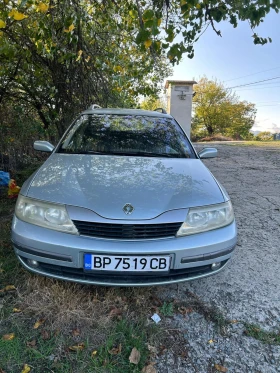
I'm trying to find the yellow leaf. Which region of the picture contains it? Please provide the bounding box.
[85,56,91,62]
[76,50,83,61]
[69,343,85,351]
[0,285,16,293]
[0,20,6,29]
[196,4,201,9]
[64,24,75,33]
[91,350,98,357]
[157,18,162,26]
[37,3,49,12]
[9,10,28,21]
[21,364,31,373]
[33,319,45,329]
[2,333,15,340]
[144,39,152,48]
[13,308,22,313]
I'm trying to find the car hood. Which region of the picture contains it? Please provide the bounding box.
[26,154,224,220]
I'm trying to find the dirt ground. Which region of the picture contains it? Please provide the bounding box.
[157,143,280,373]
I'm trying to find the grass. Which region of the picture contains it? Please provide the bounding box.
[0,318,155,373]
[244,323,280,345]
[226,141,280,147]
[0,186,177,372]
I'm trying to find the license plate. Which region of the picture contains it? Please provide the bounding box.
[84,254,171,272]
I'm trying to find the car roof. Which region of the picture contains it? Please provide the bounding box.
[81,108,173,118]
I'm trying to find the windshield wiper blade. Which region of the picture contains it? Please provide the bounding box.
[127,152,186,158]
[58,150,109,154]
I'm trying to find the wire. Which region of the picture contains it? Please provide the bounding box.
[226,76,280,89]
[234,85,280,91]
[224,67,280,82]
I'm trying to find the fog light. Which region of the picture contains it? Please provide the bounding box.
[27,259,39,268]
[211,262,221,271]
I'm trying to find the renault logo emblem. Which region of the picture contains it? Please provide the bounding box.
[123,203,134,215]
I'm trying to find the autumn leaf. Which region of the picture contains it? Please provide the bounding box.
[142,364,157,373]
[0,285,16,293]
[109,343,122,355]
[33,319,45,329]
[26,339,37,348]
[144,39,152,48]
[109,307,122,318]
[37,3,49,13]
[8,10,28,21]
[41,330,50,340]
[69,343,85,351]
[214,364,228,372]
[177,306,193,315]
[0,20,6,29]
[2,333,15,341]
[13,308,21,313]
[72,328,80,337]
[21,364,31,373]
[64,24,75,33]
[129,347,140,364]
[76,50,83,62]
[91,350,97,357]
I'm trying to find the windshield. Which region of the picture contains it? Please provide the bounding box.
[58,114,195,158]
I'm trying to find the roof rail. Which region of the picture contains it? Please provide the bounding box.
[154,108,167,114]
[89,104,102,110]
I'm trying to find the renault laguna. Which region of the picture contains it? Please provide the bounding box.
[12,108,237,286]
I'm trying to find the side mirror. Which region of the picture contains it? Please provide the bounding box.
[34,141,55,153]
[198,147,217,159]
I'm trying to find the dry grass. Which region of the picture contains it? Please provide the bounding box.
[16,275,160,332]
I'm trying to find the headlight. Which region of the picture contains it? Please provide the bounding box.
[15,195,78,234]
[177,201,234,237]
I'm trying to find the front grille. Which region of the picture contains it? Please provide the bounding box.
[72,221,182,239]
[21,257,228,284]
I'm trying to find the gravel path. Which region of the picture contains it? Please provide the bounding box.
[157,144,280,373]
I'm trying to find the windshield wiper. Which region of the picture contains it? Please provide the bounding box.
[108,151,187,158]
[58,150,109,155]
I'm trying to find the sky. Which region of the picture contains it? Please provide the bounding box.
[167,11,280,133]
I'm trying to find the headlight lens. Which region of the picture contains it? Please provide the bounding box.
[177,201,234,236]
[15,195,78,234]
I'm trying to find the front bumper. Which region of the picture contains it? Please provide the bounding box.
[12,216,237,286]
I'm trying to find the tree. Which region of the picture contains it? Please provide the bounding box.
[192,77,256,139]
[140,96,167,111]
[0,0,278,137]
[255,131,273,141]
[129,0,280,63]
[0,0,172,136]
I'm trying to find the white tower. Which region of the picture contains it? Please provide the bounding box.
[165,80,197,137]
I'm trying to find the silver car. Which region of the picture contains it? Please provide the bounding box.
[12,108,237,286]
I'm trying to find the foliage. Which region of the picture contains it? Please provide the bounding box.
[124,0,279,64]
[0,103,49,173]
[140,96,167,111]
[255,131,273,141]
[0,0,172,136]
[191,77,257,139]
